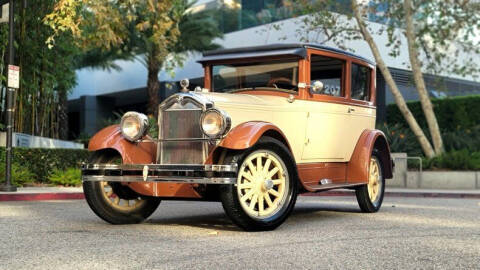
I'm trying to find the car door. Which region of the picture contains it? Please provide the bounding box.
[345,63,376,160]
[302,54,349,162]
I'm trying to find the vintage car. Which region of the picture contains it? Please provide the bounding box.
[82,43,393,231]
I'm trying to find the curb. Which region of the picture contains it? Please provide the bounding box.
[0,193,84,202]
[1,190,479,202]
[303,190,480,199]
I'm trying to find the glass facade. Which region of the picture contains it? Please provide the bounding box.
[215,0,353,34]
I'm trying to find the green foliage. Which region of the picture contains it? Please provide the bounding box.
[0,0,79,139]
[48,168,82,187]
[442,125,480,152]
[376,122,423,156]
[0,163,36,187]
[386,95,480,132]
[423,150,480,171]
[0,147,89,183]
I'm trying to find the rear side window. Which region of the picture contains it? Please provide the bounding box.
[351,64,371,101]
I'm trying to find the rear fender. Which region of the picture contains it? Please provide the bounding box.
[346,129,393,184]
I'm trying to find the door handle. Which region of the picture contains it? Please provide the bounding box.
[348,107,355,113]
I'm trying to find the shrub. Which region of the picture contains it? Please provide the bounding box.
[376,122,423,156]
[386,95,480,132]
[0,147,89,183]
[48,168,82,187]
[423,150,480,171]
[0,163,36,187]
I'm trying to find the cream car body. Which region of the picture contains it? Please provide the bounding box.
[201,92,376,163]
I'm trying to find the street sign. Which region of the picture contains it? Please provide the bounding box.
[0,3,8,23]
[8,64,19,89]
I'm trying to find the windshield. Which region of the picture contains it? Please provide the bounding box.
[211,60,299,93]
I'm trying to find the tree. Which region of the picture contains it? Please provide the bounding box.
[45,0,222,114]
[0,0,79,139]
[272,0,480,157]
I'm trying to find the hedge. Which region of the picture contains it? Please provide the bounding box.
[386,95,480,132]
[0,147,90,183]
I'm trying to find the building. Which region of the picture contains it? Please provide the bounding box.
[67,0,480,138]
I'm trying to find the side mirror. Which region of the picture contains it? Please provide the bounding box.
[309,80,324,95]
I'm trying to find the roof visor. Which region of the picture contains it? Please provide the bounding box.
[198,48,306,64]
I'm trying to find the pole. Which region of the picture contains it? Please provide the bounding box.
[0,0,16,192]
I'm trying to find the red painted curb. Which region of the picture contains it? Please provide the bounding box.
[0,193,84,202]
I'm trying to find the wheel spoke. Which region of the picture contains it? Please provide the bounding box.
[272,179,283,185]
[263,159,272,174]
[241,189,255,203]
[256,156,262,173]
[258,194,264,215]
[249,193,258,210]
[238,182,253,190]
[266,167,279,179]
[247,160,256,174]
[268,189,280,198]
[241,171,255,182]
[264,193,273,207]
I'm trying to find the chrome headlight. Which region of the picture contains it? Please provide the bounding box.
[200,109,231,138]
[120,112,149,142]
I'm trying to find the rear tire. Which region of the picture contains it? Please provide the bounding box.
[220,137,298,231]
[83,152,161,224]
[355,151,385,213]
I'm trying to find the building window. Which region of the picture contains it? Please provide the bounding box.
[351,63,371,101]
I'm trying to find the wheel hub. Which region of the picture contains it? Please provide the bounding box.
[263,179,274,191]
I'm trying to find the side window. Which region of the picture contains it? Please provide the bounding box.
[310,55,344,97]
[351,64,371,101]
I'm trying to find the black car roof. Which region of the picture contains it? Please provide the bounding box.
[198,43,375,66]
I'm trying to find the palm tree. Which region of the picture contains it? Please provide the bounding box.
[143,2,223,114]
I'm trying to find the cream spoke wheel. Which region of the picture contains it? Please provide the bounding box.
[367,157,382,205]
[100,181,145,211]
[237,150,289,219]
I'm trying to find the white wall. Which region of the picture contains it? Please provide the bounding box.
[69,13,480,101]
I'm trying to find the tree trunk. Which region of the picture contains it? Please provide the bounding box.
[352,0,436,158]
[58,88,69,140]
[403,0,444,155]
[147,52,161,116]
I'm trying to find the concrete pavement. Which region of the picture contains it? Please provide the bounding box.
[1,186,480,201]
[0,196,479,269]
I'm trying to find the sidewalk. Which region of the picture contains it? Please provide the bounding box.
[1,186,479,201]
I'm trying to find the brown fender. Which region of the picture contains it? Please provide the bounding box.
[218,121,293,152]
[346,129,393,184]
[88,125,202,198]
[88,125,156,164]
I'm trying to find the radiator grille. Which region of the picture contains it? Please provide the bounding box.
[158,101,206,164]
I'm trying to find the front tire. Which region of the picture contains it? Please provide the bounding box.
[355,151,385,213]
[220,137,298,231]
[83,152,161,224]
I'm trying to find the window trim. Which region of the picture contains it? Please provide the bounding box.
[350,62,372,102]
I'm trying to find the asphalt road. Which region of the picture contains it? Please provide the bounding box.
[0,195,479,269]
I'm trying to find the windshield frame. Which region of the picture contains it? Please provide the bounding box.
[208,56,302,94]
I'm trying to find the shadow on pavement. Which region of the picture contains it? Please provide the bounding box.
[146,202,362,232]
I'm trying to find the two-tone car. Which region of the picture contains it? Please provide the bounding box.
[82,43,393,231]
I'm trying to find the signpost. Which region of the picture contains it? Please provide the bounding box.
[0,0,17,192]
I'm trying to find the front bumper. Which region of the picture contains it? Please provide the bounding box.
[82,163,238,184]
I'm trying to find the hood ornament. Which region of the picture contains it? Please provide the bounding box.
[180,78,189,93]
